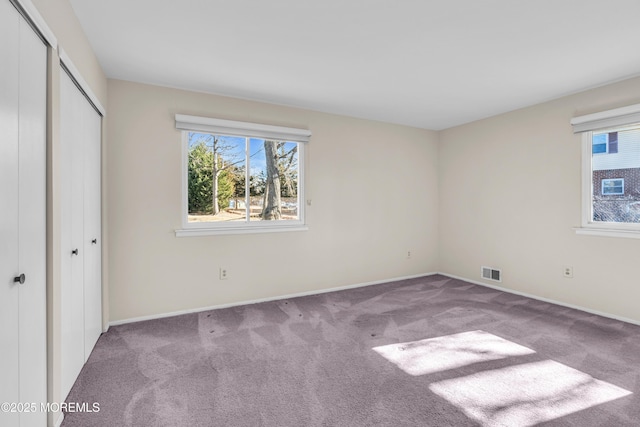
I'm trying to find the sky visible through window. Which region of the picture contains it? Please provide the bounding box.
[188,132,267,174]
[188,133,297,175]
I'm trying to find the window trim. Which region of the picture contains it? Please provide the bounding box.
[175,115,310,237]
[579,129,640,238]
[601,178,624,196]
[572,104,640,238]
[570,103,640,133]
[175,114,311,143]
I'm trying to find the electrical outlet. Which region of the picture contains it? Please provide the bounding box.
[407,250,412,259]
[219,268,228,280]
[563,266,573,278]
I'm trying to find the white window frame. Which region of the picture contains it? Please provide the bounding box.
[601,178,624,196]
[572,102,640,238]
[174,114,310,237]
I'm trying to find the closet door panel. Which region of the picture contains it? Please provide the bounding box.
[69,81,85,369]
[17,17,47,422]
[0,1,20,419]
[59,71,74,398]
[60,70,86,398]
[83,104,102,359]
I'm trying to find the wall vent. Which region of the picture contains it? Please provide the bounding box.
[481,266,502,282]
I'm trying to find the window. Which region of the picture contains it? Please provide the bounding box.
[591,132,618,154]
[175,115,310,236]
[588,126,640,225]
[601,178,624,196]
[571,103,640,237]
[592,133,607,154]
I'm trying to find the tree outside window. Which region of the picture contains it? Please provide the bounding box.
[187,132,300,224]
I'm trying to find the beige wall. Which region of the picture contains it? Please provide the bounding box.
[439,75,640,324]
[106,79,440,322]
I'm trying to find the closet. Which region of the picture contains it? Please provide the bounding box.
[59,65,103,400]
[0,0,47,426]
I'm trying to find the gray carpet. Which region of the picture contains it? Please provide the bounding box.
[62,275,640,426]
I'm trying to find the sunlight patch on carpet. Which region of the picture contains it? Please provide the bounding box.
[429,359,632,427]
[373,330,534,376]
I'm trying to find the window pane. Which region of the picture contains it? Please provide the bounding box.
[227,138,248,223]
[602,179,623,195]
[280,142,299,220]
[592,126,640,223]
[187,132,246,223]
[592,133,607,154]
[608,132,618,154]
[248,138,299,221]
[249,138,266,220]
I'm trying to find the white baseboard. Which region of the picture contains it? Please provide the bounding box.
[438,272,640,327]
[109,272,438,327]
[109,271,640,328]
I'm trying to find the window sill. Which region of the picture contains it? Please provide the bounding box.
[574,227,640,239]
[175,225,309,237]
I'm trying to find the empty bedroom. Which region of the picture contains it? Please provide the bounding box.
[2,0,640,426]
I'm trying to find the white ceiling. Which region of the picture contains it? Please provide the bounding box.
[69,0,640,130]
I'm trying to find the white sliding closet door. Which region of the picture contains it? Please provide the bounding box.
[17,9,47,421]
[0,1,47,426]
[0,4,21,423]
[83,92,103,359]
[60,68,102,399]
[60,70,85,400]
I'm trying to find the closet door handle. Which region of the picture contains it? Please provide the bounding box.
[14,274,26,284]
[92,239,97,244]
[71,248,79,256]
